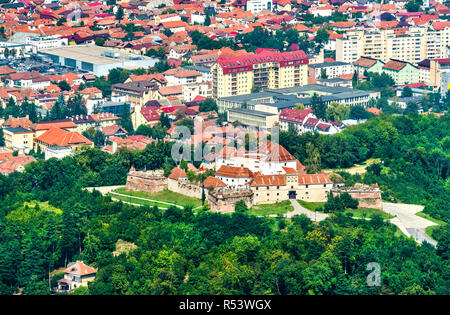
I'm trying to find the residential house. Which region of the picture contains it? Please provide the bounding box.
[57,261,97,293]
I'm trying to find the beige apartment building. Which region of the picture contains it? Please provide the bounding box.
[336,25,450,66]
[3,127,34,152]
[212,50,309,98]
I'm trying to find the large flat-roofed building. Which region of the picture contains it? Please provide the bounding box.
[217,84,380,113]
[38,45,158,76]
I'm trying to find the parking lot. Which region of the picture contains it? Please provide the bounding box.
[0,55,89,76]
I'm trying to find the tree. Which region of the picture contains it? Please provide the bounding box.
[405,1,420,12]
[108,69,129,85]
[401,86,413,98]
[314,28,330,47]
[320,68,328,79]
[199,99,218,112]
[115,6,124,21]
[204,14,211,26]
[325,102,350,122]
[404,101,419,114]
[57,80,71,92]
[119,105,133,133]
[295,103,305,110]
[49,94,68,121]
[56,18,66,26]
[0,128,4,147]
[310,93,327,120]
[82,128,105,147]
[159,112,171,129]
[352,70,358,88]
[95,37,105,46]
[234,200,248,213]
[304,142,321,174]
[350,105,371,120]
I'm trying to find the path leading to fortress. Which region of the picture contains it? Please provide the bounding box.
[286,200,329,222]
[382,203,437,246]
[287,200,437,246]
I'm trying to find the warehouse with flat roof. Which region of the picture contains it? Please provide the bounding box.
[38,45,158,76]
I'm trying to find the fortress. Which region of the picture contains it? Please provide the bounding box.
[125,141,347,213]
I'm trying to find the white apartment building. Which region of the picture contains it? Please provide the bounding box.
[336,24,450,65]
[182,82,212,102]
[27,36,68,52]
[246,0,273,14]
[309,61,353,79]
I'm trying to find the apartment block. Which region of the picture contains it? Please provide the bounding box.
[336,23,450,66]
[211,50,309,98]
[309,61,353,79]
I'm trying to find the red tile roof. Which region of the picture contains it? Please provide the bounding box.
[216,165,253,178]
[298,174,332,185]
[249,174,286,186]
[63,261,97,276]
[169,166,187,179]
[203,176,227,188]
[36,127,93,147]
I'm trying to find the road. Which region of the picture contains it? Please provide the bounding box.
[286,200,329,222]
[383,202,437,246]
[287,200,437,246]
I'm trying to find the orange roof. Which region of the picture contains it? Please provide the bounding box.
[367,107,382,115]
[63,261,97,276]
[215,165,253,178]
[36,127,93,147]
[2,116,34,130]
[0,155,36,174]
[161,20,188,29]
[203,176,226,189]
[383,60,407,71]
[169,166,187,179]
[354,57,380,68]
[249,174,286,187]
[298,174,332,185]
[35,121,77,131]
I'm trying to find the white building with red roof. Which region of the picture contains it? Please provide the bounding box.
[57,261,97,293]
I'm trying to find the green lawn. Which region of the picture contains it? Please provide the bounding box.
[248,200,293,216]
[297,200,325,211]
[114,187,202,208]
[297,200,393,219]
[416,211,447,241]
[343,207,394,220]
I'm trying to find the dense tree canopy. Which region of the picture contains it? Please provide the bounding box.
[0,114,448,296]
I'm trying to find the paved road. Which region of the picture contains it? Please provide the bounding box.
[286,200,329,222]
[383,202,437,246]
[85,185,124,194]
[287,200,437,246]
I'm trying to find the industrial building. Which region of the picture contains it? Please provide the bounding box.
[38,45,158,76]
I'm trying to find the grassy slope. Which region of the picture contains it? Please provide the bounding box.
[248,200,293,216]
[115,187,202,207]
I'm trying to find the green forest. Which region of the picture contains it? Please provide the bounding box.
[0,113,448,295]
